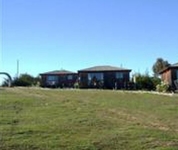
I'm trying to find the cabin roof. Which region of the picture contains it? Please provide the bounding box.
[159,62,178,74]
[40,70,77,75]
[78,65,131,72]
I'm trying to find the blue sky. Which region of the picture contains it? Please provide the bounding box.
[0,0,178,80]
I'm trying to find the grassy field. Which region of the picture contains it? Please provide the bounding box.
[0,87,178,150]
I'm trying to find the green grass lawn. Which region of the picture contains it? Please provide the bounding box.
[0,87,178,150]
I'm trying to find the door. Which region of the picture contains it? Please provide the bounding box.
[104,72,115,89]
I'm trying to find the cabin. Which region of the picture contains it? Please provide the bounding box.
[40,70,78,88]
[78,65,131,89]
[159,63,178,90]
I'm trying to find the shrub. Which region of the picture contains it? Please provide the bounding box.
[74,82,79,89]
[156,82,170,92]
[12,74,38,87]
[135,74,161,91]
[133,73,161,91]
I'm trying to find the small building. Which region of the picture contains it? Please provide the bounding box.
[159,63,178,90]
[40,70,78,88]
[78,65,131,89]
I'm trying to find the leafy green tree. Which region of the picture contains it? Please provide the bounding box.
[152,58,170,77]
[134,73,161,91]
[13,74,36,86]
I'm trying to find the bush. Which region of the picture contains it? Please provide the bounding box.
[156,82,170,92]
[135,74,161,91]
[12,74,38,87]
[74,82,79,89]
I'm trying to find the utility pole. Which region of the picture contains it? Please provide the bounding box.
[17,59,19,78]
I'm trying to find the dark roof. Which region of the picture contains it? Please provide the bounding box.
[159,62,178,74]
[78,65,131,72]
[172,63,178,67]
[40,70,77,75]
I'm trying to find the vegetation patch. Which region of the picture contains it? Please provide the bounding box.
[0,88,178,150]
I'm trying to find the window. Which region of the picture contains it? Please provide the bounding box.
[67,75,73,80]
[88,73,104,81]
[88,73,104,86]
[176,70,178,79]
[116,72,123,79]
[46,75,58,86]
[47,76,58,81]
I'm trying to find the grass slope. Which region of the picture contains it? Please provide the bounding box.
[0,87,178,150]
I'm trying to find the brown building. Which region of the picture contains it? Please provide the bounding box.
[78,65,131,89]
[159,63,178,90]
[40,70,78,88]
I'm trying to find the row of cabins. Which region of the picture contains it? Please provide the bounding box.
[40,63,178,90]
[40,65,131,89]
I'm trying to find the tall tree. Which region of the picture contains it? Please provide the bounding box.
[152,58,170,76]
[13,73,36,86]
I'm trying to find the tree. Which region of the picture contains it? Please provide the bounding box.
[152,58,170,77]
[135,74,153,90]
[134,73,161,91]
[13,73,36,87]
